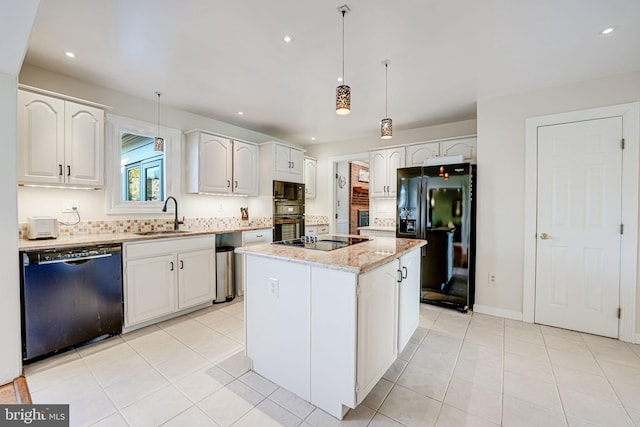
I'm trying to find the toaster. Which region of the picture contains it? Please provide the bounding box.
[27,217,59,240]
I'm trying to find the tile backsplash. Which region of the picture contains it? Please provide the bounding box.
[18,216,273,239]
[372,217,396,228]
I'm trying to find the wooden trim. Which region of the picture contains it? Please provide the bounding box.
[13,376,32,404]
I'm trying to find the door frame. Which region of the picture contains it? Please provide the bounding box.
[327,153,369,234]
[523,102,640,343]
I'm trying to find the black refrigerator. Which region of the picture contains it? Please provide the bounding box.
[396,162,476,311]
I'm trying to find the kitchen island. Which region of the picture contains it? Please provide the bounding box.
[236,236,426,419]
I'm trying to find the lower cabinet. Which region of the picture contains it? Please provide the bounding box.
[397,249,421,353]
[305,224,329,236]
[124,236,216,328]
[356,260,399,404]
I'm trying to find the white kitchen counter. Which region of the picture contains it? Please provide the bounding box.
[242,237,425,419]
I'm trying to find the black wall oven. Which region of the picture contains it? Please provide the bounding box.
[273,181,305,241]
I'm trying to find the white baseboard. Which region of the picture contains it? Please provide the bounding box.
[634,333,640,345]
[473,304,524,322]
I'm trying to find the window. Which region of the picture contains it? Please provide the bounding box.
[105,115,180,214]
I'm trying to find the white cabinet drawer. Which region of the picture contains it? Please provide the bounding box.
[243,229,272,245]
[317,225,329,235]
[125,235,215,259]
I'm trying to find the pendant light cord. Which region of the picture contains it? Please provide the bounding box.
[156,92,161,136]
[385,62,388,117]
[341,10,346,84]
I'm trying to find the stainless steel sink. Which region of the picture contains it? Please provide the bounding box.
[134,230,191,236]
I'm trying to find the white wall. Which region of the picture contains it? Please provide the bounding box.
[0,0,40,385]
[17,64,290,222]
[304,119,477,218]
[475,71,640,329]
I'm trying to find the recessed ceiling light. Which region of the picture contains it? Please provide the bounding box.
[337,77,343,82]
[65,51,76,58]
[601,27,616,35]
[311,137,316,141]
[238,111,244,115]
[283,35,292,43]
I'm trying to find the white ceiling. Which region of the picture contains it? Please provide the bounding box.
[23,0,640,146]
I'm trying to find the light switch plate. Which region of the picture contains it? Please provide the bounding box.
[269,278,279,297]
[62,199,79,213]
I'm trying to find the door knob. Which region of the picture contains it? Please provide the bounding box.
[540,233,549,240]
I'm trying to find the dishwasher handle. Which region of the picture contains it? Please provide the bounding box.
[37,253,114,265]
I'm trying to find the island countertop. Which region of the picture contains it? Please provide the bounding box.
[235,236,426,274]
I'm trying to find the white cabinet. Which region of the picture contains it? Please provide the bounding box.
[235,228,272,296]
[370,147,405,197]
[406,142,439,166]
[305,224,329,236]
[406,137,477,166]
[397,248,421,353]
[18,90,105,187]
[356,259,399,403]
[124,236,216,328]
[260,142,305,184]
[185,130,258,195]
[304,157,317,199]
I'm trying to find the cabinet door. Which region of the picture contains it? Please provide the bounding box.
[232,141,258,195]
[65,102,104,186]
[398,249,421,353]
[440,137,477,162]
[274,144,292,174]
[17,91,65,185]
[289,148,304,177]
[125,254,176,327]
[356,260,398,403]
[199,134,232,193]
[386,147,405,197]
[304,158,317,199]
[369,150,388,197]
[406,142,439,167]
[178,249,215,309]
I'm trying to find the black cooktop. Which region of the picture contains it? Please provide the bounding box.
[272,235,370,251]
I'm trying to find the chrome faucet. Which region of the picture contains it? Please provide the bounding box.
[162,196,183,230]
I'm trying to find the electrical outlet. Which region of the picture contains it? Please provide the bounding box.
[62,199,79,213]
[488,273,496,284]
[269,278,279,297]
[218,203,224,212]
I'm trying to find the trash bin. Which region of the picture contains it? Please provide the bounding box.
[215,246,235,303]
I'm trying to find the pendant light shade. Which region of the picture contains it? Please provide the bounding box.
[336,5,351,115]
[380,60,392,139]
[154,91,164,152]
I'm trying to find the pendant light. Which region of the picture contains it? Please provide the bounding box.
[336,5,351,115]
[154,91,164,152]
[380,60,392,139]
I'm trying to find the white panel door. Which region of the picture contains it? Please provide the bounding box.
[289,147,304,178]
[178,249,215,309]
[336,161,349,234]
[369,150,388,197]
[535,117,622,338]
[199,135,232,193]
[125,254,176,326]
[440,137,477,162]
[17,91,65,184]
[386,147,405,197]
[304,157,317,199]
[232,141,258,195]
[65,102,104,186]
[274,144,292,174]
[398,248,421,352]
[406,142,439,166]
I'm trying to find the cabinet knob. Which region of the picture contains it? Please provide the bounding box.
[227,180,231,188]
[170,261,174,271]
[58,164,63,176]
[180,260,184,269]
[235,180,238,188]
[67,165,71,176]
[402,266,408,279]
[397,269,403,284]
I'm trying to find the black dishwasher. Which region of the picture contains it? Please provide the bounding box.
[20,244,123,362]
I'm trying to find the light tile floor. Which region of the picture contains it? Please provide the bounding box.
[25,298,640,426]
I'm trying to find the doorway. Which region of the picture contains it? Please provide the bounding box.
[328,153,370,236]
[523,103,639,342]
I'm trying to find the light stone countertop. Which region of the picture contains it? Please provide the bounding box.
[18,225,273,251]
[235,236,426,274]
[357,226,396,232]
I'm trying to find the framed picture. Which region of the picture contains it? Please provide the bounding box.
[358,169,369,182]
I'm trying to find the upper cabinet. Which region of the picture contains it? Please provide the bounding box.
[304,157,317,199]
[18,90,105,187]
[370,147,405,198]
[185,130,258,195]
[406,137,477,167]
[260,142,305,184]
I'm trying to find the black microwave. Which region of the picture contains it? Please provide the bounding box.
[273,181,305,203]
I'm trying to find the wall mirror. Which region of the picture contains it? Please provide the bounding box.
[106,114,181,214]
